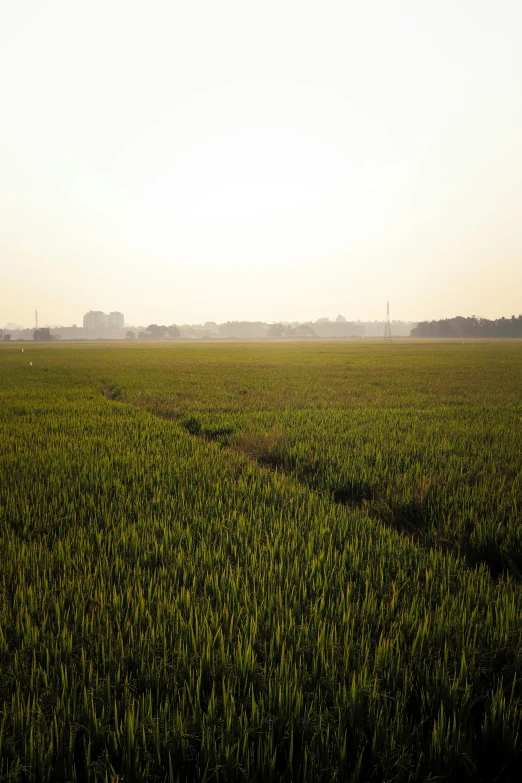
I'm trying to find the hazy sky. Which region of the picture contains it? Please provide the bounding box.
[1,0,521,327]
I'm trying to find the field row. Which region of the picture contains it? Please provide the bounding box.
[1,341,521,781]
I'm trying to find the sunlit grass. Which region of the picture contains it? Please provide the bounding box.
[0,340,521,781]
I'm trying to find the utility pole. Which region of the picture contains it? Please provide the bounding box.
[384,301,391,339]
[34,309,39,330]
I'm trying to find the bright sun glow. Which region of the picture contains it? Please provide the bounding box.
[143,130,354,218]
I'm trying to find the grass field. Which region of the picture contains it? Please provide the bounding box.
[0,340,521,781]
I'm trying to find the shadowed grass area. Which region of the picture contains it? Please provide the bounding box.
[0,339,521,781]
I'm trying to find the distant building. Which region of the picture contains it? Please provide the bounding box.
[83,311,107,337]
[83,310,125,338]
[108,311,124,329]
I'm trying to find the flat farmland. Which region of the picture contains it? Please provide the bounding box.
[0,340,521,782]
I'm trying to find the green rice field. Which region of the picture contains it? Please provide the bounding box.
[0,340,521,781]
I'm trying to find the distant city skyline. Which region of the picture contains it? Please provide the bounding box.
[7,305,522,333]
[2,295,521,333]
[4,312,421,330]
[1,313,418,339]
[5,303,522,333]
[4,312,521,341]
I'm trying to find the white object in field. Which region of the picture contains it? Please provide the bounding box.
[29,361,32,367]
[21,348,24,352]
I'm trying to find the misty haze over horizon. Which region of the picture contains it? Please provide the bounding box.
[5,311,522,341]
[1,1,521,325]
[3,313,418,339]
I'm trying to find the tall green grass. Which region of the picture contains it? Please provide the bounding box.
[0,340,521,781]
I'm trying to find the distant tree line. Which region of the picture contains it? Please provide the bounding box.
[181,319,365,339]
[411,315,522,338]
[133,325,181,340]
[215,321,267,339]
[127,319,365,340]
[33,328,58,342]
[10,315,521,342]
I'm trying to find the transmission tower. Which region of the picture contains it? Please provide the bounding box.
[34,309,39,329]
[384,301,391,339]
